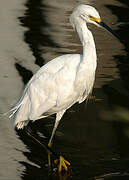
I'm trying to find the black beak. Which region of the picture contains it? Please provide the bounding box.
[97,21,119,39]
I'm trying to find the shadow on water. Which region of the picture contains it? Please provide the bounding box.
[103,0,129,156]
[105,0,129,88]
[97,0,129,179]
[13,0,129,179]
[15,0,74,179]
[19,0,59,67]
[15,62,33,84]
[14,0,61,179]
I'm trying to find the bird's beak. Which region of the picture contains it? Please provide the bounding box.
[97,21,119,39]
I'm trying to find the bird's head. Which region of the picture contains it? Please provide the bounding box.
[70,4,119,39]
[70,5,101,27]
[72,4,101,25]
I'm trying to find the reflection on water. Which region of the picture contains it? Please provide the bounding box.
[1,0,129,179]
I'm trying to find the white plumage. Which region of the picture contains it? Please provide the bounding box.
[8,4,119,172]
[10,53,96,127]
[9,4,107,145]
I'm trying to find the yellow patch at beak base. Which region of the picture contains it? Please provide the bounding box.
[89,16,101,22]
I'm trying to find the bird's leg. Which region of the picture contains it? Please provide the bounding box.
[25,125,53,171]
[25,125,48,151]
[47,112,62,168]
[25,125,60,164]
[48,110,66,147]
[25,125,52,168]
[47,119,60,167]
[47,111,70,172]
[48,120,59,147]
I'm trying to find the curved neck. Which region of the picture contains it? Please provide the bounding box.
[75,19,97,66]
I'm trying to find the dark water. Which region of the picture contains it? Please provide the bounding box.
[1,0,129,179]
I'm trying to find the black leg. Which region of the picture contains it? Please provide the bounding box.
[25,125,59,159]
[25,125,70,173]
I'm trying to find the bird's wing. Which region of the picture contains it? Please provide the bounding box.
[10,54,81,123]
[27,54,81,109]
[30,54,81,80]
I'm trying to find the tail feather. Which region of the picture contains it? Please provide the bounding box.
[16,120,29,129]
[9,94,31,129]
[9,107,20,118]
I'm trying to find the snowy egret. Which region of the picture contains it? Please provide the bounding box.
[9,4,118,172]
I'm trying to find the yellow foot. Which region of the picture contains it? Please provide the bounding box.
[54,156,70,172]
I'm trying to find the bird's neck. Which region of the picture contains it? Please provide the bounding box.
[75,21,97,68]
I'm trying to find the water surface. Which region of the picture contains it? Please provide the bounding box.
[0,0,129,179]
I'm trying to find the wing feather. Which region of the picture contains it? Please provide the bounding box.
[9,54,81,128]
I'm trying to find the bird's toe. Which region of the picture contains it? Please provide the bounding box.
[54,156,70,172]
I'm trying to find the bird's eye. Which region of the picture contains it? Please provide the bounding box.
[88,15,101,22]
[88,15,92,18]
[88,15,94,20]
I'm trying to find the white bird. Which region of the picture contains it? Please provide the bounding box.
[9,4,118,172]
